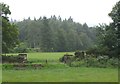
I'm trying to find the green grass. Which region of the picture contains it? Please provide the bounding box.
[28,52,73,59]
[2,52,118,82]
[2,67,118,82]
[0,64,2,83]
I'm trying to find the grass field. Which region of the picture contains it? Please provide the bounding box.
[2,52,118,82]
[0,64,2,83]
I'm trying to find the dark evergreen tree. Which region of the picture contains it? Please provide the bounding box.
[40,16,54,52]
[16,16,96,52]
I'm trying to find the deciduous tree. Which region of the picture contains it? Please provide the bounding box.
[1,3,19,53]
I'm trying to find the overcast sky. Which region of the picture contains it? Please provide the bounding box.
[2,0,119,27]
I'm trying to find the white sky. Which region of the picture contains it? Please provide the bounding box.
[1,0,119,27]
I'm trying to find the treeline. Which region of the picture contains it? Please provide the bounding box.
[1,1,119,59]
[16,16,96,52]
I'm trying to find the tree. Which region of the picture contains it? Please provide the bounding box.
[94,0,119,57]
[90,1,120,58]
[108,1,120,57]
[16,15,96,52]
[55,28,67,52]
[40,16,54,52]
[95,24,117,57]
[1,3,19,53]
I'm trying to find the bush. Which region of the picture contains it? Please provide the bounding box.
[2,64,14,70]
[107,58,119,68]
[14,43,28,53]
[86,46,109,56]
[67,55,118,68]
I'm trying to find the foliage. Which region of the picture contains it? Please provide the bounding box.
[59,51,118,68]
[14,43,28,53]
[69,56,118,68]
[95,24,118,57]
[108,1,120,57]
[1,3,19,53]
[2,64,13,70]
[16,16,96,52]
[84,1,120,59]
[40,16,54,52]
[2,63,43,70]
[89,1,120,58]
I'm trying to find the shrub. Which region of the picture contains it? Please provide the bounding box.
[107,58,119,68]
[66,55,118,68]
[2,64,14,70]
[14,43,28,53]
